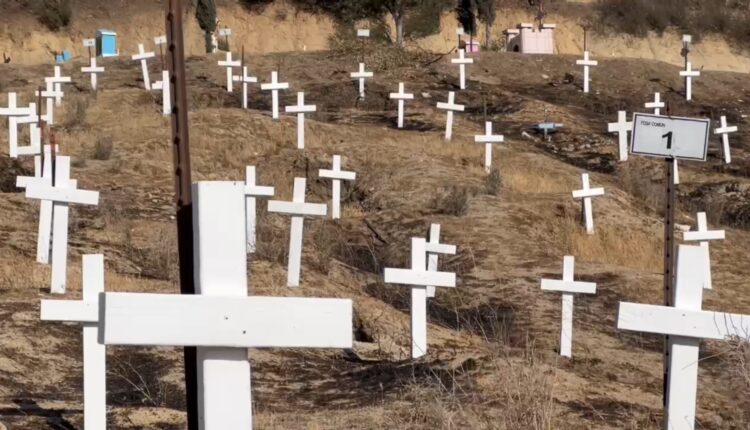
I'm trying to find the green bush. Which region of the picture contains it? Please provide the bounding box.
[34,0,71,31]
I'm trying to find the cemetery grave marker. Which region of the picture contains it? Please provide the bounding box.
[132,43,156,90]
[572,173,604,235]
[284,92,316,149]
[425,224,456,298]
[318,155,356,220]
[2,93,35,156]
[645,92,665,116]
[260,71,289,120]
[683,212,724,290]
[350,62,373,101]
[233,65,257,110]
[81,57,105,91]
[436,91,465,141]
[713,115,738,164]
[82,38,96,59]
[45,65,72,106]
[9,103,43,159]
[244,166,274,254]
[474,121,504,173]
[151,70,172,115]
[451,49,473,90]
[607,110,632,162]
[34,80,63,125]
[679,62,700,101]
[389,82,414,129]
[576,51,597,93]
[16,144,56,190]
[217,51,241,93]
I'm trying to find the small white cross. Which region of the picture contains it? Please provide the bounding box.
[389,82,414,129]
[217,51,241,93]
[131,43,156,90]
[8,103,44,159]
[645,92,665,116]
[232,66,258,109]
[683,212,725,290]
[244,166,274,254]
[284,92,316,149]
[436,91,465,141]
[45,65,72,106]
[679,61,700,101]
[81,57,105,91]
[607,111,633,162]
[150,70,171,115]
[35,80,63,125]
[350,62,373,100]
[541,256,597,358]
[713,115,738,164]
[0,92,33,116]
[572,173,604,235]
[474,121,505,173]
[267,178,327,287]
[260,71,290,120]
[425,224,456,298]
[575,51,597,94]
[319,155,356,220]
[451,49,473,90]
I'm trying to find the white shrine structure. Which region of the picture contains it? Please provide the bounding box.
[504,23,557,54]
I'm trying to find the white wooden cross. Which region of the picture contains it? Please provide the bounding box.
[683,212,724,290]
[260,71,289,119]
[572,173,604,235]
[436,91,465,141]
[34,80,63,125]
[1,93,34,157]
[714,115,738,164]
[425,224,456,298]
[81,57,105,91]
[267,178,327,287]
[40,254,106,429]
[607,110,633,162]
[576,51,597,94]
[244,166,274,254]
[151,70,171,116]
[45,65,72,106]
[384,237,456,358]
[645,92,665,116]
[8,103,43,159]
[233,66,258,109]
[541,256,597,358]
[16,143,54,190]
[100,181,352,429]
[25,156,99,293]
[350,62,373,100]
[131,43,156,90]
[284,92,316,149]
[389,82,413,129]
[451,49,473,90]
[217,51,241,92]
[474,121,504,173]
[617,244,750,429]
[680,61,700,101]
[319,155,356,220]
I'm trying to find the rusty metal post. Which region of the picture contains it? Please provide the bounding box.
[662,157,676,415]
[165,1,198,428]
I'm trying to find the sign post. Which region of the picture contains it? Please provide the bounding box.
[219,27,232,51]
[357,29,370,64]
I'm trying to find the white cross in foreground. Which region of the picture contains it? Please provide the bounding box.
[714,115,738,164]
[474,121,505,173]
[35,80,63,125]
[244,166,274,254]
[680,61,700,101]
[260,71,289,119]
[350,62,373,100]
[151,70,171,116]
[81,57,105,91]
[8,103,43,159]
[100,181,353,430]
[541,256,597,358]
[218,51,241,93]
[233,66,258,109]
[389,82,414,129]
[384,237,456,358]
[25,156,99,293]
[451,49,473,90]
[319,155,356,220]
[45,65,72,106]
[607,110,632,162]
[572,173,604,235]
[40,254,106,429]
[267,178,327,287]
[425,224,456,298]
[285,92,316,149]
[436,91,465,141]
[576,51,597,94]
[645,92,665,116]
[683,212,725,290]
[617,244,750,430]
[131,43,156,90]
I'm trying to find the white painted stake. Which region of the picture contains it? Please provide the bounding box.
[285,92,316,149]
[389,82,414,129]
[576,51,597,94]
[350,62,373,100]
[384,237,456,358]
[714,115,738,164]
[572,173,604,235]
[267,178,327,287]
[81,57,105,91]
[244,166,275,254]
[474,121,505,173]
[40,254,106,429]
[319,155,356,220]
[425,224,456,298]
[233,66,258,109]
[151,70,171,115]
[683,212,725,290]
[645,92,665,116]
[35,80,62,125]
[541,256,597,358]
[607,110,633,162]
[218,51,241,93]
[680,62,700,101]
[436,91,465,141]
[45,65,72,106]
[260,71,289,119]
[131,44,156,90]
[451,49,473,90]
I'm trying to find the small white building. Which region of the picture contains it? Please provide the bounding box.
[505,23,556,54]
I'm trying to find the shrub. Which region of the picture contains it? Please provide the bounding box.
[432,186,470,216]
[34,0,71,31]
[486,168,502,196]
[93,136,114,161]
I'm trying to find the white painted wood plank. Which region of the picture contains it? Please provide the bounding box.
[50,158,72,294]
[40,301,98,322]
[25,185,99,205]
[384,268,456,288]
[82,254,106,430]
[540,279,597,294]
[683,231,725,241]
[424,243,456,255]
[411,286,428,358]
[560,293,574,357]
[267,200,327,216]
[572,188,605,198]
[319,170,357,181]
[616,302,750,340]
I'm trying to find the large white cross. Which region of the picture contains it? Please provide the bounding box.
[267,178,327,287]
[389,82,414,129]
[25,156,99,293]
[350,62,373,100]
[100,182,352,429]
[244,166,274,254]
[151,70,171,116]
[425,223,456,298]
[218,51,241,93]
[384,237,456,358]
[714,115,738,164]
[8,103,43,159]
[81,57,105,91]
[608,110,633,162]
[40,254,106,429]
[617,245,750,429]
[436,91,465,141]
[45,65,72,106]
[541,256,597,358]
[576,51,597,94]
[474,121,505,173]
[35,80,63,125]
[680,61,700,101]
[131,44,156,90]
[232,66,258,109]
[260,71,289,120]
[318,155,356,220]
[683,211,724,290]
[645,92,665,116]
[572,173,604,235]
[284,92,316,149]
[451,49,473,90]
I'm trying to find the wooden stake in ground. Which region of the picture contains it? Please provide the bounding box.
[319,155,356,220]
[474,121,504,173]
[607,110,632,162]
[350,62,373,101]
[261,71,289,119]
[682,212,724,290]
[576,51,597,94]
[680,62,700,101]
[437,91,465,141]
[451,49,473,90]
[389,82,414,129]
[131,43,156,90]
[244,166,274,254]
[284,92,316,149]
[714,115,738,164]
[572,173,604,235]
[425,224,456,298]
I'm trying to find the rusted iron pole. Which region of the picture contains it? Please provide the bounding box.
[662,157,676,415]
[165,1,198,428]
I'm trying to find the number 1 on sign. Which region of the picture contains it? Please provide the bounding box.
[663,131,673,150]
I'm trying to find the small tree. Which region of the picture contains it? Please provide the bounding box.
[380,0,419,47]
[196,0,217,53]
[476,0,496,48]
[456,0,477,48]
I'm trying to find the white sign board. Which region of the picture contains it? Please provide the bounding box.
[357,29,370,38]
[630,113,710,161]
[83,38,96,47]
[154,35,167,45]
[219,28,232,37]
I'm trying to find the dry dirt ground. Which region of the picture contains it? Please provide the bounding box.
[1,45,750,429]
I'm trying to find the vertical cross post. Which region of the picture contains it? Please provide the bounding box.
[389,82,414,129]
[131,43,156,90]
[425,224,456,298]
[244,166,274,254]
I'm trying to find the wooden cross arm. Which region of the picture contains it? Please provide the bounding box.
[436,102,465,111]
[217,60,241,67]
[541,279,596,294]
[572,188,605,199]
[679,70,700,77]
[233,75,258,83]
[683,230,725,241]
[101,293,353,349]
[132,53,155,60]
[715,126,738,134]
[617,302,750,340]
[474,135,504,143]
[45,76,72,84]
[286,105,316,114]
[81,66,105,73]
[18,177,76,190]
[576,60,598,66]
[389,93,414,100]
[245,185,274,197]
[41,299,98,323]
[25,184,98,205]
[267,200,327,217]
[607,122,633,132]
[425,242,456,255]
[319,169,356,181]
[384,268,456,288]
[261,83,290,90]
[451,58,474,64]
